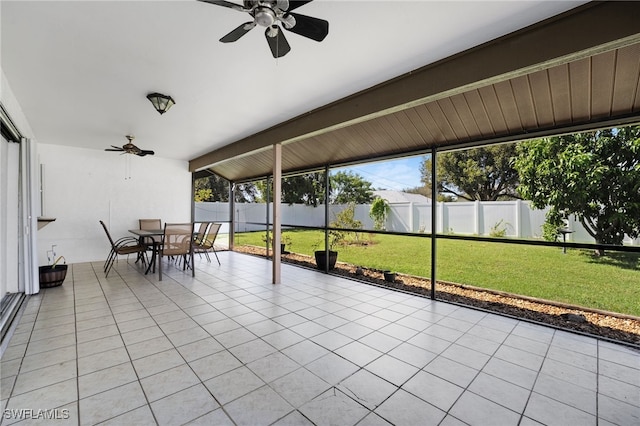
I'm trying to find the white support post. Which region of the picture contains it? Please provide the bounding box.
[272,143,281,284]
[515,199,522,238]
[474,200,480,235]
[409,202,414,233]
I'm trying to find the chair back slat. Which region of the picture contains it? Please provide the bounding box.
[139,219,161,230]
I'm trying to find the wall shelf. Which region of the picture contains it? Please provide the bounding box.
[37,217,56,230]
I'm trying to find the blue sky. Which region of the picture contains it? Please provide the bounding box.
[336,155,428,191]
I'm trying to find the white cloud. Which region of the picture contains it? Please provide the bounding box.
[336,156,428,190]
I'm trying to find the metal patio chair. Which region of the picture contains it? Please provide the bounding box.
[99,220,147,277]
[158,223,195,281]
[194,222,221,265]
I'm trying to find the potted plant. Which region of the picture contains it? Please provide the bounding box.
[383,270,396,283]
[39,255,67,288]
[263,230,292,254]
[313,230,342,271]
[280,233,293,254]
[314,204,363,271]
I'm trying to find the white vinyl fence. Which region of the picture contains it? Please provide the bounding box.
[195,201,639,245]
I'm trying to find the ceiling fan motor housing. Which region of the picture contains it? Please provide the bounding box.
[254,6,276,27]
[207,0,328,58]
[244,0,284,10]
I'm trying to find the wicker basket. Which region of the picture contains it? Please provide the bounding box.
[39,264,68,288]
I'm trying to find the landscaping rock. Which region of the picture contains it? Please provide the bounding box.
[561,313,588,323]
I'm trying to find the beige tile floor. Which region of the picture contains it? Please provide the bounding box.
[1,252,639,425]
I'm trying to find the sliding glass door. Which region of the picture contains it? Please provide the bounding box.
[1,134,23,342]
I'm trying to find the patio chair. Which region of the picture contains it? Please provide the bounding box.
[99,220,147,277]
[170,222,207,270]
[139,218,161,230]
[139,218,161,247]
[193,222,210,246]
[158,223,195,281]
[136,218,162,264]
[194,222,221,265]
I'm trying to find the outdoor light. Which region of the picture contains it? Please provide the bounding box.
[146,92,175,115]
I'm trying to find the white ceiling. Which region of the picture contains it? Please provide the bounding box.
[1,0,585,162]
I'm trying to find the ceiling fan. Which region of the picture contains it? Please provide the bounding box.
[105,135,154,157]
[199,0,329,58]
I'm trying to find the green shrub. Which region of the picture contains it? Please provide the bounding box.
[369,198,390,230]
[330,203,363,245]
[489,220,509,238]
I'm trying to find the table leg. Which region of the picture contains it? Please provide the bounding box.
[144,240,158,275]
[135,236,145,264]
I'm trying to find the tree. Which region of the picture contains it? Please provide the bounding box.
[331,202,363,245]
[194,188,213,202]
[420,144,520,201]
[255,173,325,206]
[193,174,260,203]
[515,127,640,253]
[194,174,229,202]
[330,171,374,204]
[405,183,455,202]
[233,182,261,203]
[281,173,325,206]
[235,170,374,206]
[369,197,390,230]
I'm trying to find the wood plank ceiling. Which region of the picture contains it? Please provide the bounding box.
[191,2,640,183]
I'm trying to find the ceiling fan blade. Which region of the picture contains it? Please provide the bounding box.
[137,150,155,157]
[197,0,246,12]
[220,22,256,43]
[286,0,314,12]
[105,147,124,152]
[284,12,328,42]
[265,26,291,58]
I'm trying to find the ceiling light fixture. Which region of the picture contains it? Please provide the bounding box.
[146,92,175,115]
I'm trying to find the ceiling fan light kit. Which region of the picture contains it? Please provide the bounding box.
[199,0,329,58]
[146,92,176,115]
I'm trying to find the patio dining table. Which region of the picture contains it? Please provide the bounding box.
[128,228,164,275]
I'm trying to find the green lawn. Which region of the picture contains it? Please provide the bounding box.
[235,229,640,316]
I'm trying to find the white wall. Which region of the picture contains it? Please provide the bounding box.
[37,144,191,264]
[1,70,35,138]
[3,66,192,267]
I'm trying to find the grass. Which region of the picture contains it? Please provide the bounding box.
[235,229,640,316]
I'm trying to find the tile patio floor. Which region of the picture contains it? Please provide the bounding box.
[1,252,639,425]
